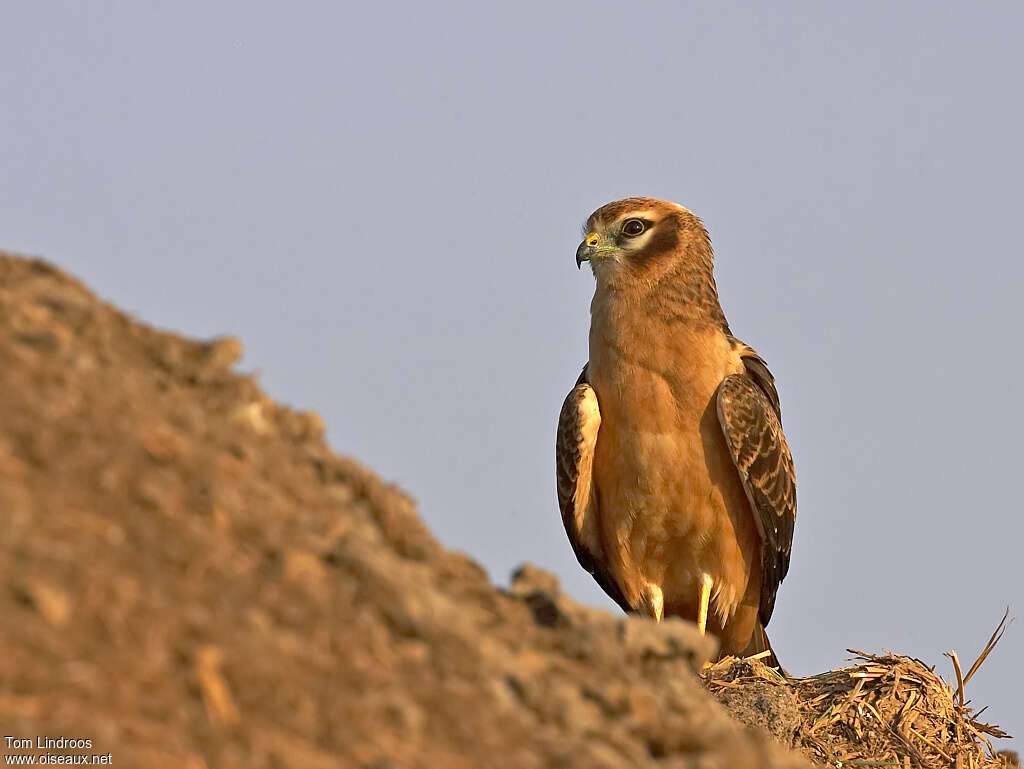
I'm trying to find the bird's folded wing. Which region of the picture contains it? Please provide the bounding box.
[556,365,631,612]
[716,365,796,626]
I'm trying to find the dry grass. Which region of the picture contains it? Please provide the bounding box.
[703,611,1016,768]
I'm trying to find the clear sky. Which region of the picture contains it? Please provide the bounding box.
[3,1,1021,749]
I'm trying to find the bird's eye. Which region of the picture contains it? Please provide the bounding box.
[621,219,646,237]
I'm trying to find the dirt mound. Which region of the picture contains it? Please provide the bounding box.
[0,253,813,768]
[706,649,1015,768]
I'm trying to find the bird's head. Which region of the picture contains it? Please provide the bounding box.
[575,197,713,287]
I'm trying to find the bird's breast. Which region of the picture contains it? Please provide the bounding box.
[587,301,741,428]
[586,299,754,617]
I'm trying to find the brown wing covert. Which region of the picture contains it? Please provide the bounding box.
[716,368,796,625]
[556,365,631,613]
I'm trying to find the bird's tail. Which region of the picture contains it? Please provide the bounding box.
[738,622,787,675]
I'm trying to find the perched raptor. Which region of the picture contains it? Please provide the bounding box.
[556,197,796,663]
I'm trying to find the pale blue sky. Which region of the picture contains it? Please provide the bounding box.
[2,1,1021,748]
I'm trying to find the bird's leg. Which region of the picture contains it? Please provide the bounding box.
[696,573,713,636]
[638,584,664,623]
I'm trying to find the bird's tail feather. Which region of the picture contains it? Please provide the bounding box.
[737,622,787,675]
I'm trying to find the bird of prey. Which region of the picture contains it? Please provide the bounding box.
[556,197,796,663]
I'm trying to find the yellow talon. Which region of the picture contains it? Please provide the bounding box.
[696,573,713,636]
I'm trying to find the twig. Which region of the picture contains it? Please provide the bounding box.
[946,650,966,707]
[963,608,1011,687]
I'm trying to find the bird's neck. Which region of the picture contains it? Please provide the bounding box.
[587,271,739,431]
[591,263,731,338]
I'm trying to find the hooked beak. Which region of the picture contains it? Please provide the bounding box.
[575,231,605,269]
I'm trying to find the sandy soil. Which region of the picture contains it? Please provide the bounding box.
[0,254,811,768]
